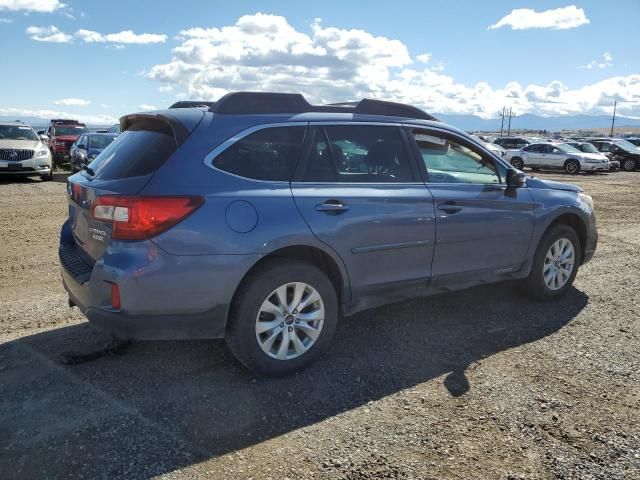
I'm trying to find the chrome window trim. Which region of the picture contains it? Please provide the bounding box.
[203,121,418,184]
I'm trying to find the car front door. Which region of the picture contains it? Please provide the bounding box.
[521,144,543,166]
[544,144,566,169]
[291,124,436,299]
[405,127,536,285]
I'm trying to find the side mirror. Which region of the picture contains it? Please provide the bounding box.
[39,134,49,141]
[506,169,526,188]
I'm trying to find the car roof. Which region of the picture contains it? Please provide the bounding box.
[0,121,33,127]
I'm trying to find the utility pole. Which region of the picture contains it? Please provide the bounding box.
[499,107,506,136]
[610,100,617,137]
[507,107,514,135]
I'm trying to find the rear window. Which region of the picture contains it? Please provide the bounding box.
[88,123,177,180]
[213,126,305,181]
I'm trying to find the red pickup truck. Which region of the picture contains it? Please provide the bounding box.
[46,119,89,166]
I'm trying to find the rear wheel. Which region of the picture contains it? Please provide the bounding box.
[511,157,525,170]
[621,158,637,172]
[564,159,580,174]
[226,259,338,377]
[522,224,580,301]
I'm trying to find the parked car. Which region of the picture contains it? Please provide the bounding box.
[566,141,619,171]
[505,142,610,174]
[589,138,640,171]
[46,119,89,167]
[0,121,52,180]
[70,133,118,172]
[624,137,640,147]
[471,135,506,157]
[61,92,597,376]
[494,137,532,149]
[107,123,121,134]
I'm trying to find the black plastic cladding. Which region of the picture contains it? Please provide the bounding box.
[208,92,438,121]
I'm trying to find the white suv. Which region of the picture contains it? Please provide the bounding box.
[505,142,610,174]
[0,122,53,181]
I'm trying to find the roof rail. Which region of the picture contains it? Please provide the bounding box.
[209,92,437,121]
[169,100,216,109]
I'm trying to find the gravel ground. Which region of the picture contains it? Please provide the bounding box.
[0,171,638,480]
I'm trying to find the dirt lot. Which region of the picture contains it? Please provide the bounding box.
[0,171,638,480]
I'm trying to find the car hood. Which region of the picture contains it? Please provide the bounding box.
[55,135,80,141]
[525,176,582,193]
[580,152,608,161]
[0,139,41,150]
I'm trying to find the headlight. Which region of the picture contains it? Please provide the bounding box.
[35,147,49,157]
[578,193,594,210]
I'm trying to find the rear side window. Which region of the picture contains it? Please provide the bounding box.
[213,126,305,181]
[298,125,413,183]
[88,122,177,180]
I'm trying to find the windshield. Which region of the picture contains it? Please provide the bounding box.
[579,143,599,153]
[0,125,38,141]
[613,139,640,152]
[54,126,89,136]
[88,135,116,149]
[557,143,581,153]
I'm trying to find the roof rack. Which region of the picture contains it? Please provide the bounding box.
[169,100,216,109]
[209,92,437,121]
[50,119,81,124]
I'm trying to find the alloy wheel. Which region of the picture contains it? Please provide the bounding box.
[543,238,575,290]
[255,282,325,360]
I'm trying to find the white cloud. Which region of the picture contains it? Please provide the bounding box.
[0,107,116,125]
[100,103,111,108]
[489,5,589,30]
[138,104,157,110]
[0,17,13,22]
[416,53,431,63]
[53,97,90,106]
[581,52,613,70]
[145,14,640,118]
[0,0,64,12]
[25,25,72,43]
[76,28,167,44]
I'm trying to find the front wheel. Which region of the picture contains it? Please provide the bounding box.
[621,158,637,172]
[226,259,338,377]
[521,224,580,301]
[565,159,580,174]
[511,157,525,170]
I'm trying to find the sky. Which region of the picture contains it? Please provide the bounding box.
[0,0,639,124]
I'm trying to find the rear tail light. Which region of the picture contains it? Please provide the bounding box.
[92,195,204,240]
[110,283,121,310]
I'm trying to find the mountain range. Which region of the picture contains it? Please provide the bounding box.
[2,113,640,133]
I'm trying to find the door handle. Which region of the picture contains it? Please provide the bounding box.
[437,202,462,214]
[316,201,349,214]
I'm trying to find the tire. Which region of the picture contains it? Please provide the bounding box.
[511,157,524,170]
[621,158,637,172]
[521,224,580,301]
[564,159,580,174]
[226,259,338,377]
[41,171,53,181]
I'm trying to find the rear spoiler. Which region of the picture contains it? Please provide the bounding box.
[119,109,205,146]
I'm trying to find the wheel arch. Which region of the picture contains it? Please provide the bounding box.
[544,212,587,263]
[229,244,350,316]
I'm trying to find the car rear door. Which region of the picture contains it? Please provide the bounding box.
[291,124,436,298]
[405,127,535,284]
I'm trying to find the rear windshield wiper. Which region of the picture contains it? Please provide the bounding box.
[82,164,95,176]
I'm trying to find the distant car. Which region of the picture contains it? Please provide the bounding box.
[108,123,121,134]
[625,137,640,147]
[46,119,89,166]
[70,133,118,172]
[471,135,506,157]
[505,142,610,174]
[589,138,640,171]
[494,137,532,149]
[566,141,619,171]
[0,121,53,180]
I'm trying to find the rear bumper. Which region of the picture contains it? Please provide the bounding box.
[59,220,259,340]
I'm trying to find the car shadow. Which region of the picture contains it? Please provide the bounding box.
[0,282,588,479]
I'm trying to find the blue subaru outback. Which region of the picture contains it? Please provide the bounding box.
[60,92,597,376]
